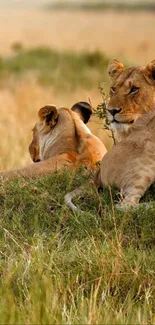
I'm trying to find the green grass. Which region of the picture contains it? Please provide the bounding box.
[0,46,109,91]
[47,1,155,12]
[0,169,155,324]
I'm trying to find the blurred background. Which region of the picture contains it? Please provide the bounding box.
[0,0,155,170]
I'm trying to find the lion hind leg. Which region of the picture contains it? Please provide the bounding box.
[116,192,142,210]
[116,174,154,210]
[0,154,76,180]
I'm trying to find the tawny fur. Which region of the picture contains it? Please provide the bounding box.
[107,59,155,142]
[98,111,155,208]
[65,111,155,210]
[0,102,107,180]
[65,59,155,211]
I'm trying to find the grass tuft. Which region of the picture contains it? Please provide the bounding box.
[0,169,155,324]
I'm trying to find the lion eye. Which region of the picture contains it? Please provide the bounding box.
[129,86,139,95]
[110,87,116,94]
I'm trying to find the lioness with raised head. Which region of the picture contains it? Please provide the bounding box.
[65,111,155,211]
[96,111,155,208]
[65,60,155,211]
[0,101,107,180]
[107,59,155,141]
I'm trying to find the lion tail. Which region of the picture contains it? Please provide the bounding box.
[64,186,84,212]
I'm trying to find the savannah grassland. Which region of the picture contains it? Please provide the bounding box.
[0,4,155,324]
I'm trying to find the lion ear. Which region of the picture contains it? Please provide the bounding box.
[38,105,59,127]
[108,59,124,80]
[143,60,155,83]
[71,101,92,124]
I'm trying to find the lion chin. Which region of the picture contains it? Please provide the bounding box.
[107,59,155,142]
[110,121,132,132]
[109,120,136,142]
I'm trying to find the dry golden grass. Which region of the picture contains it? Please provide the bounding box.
[0,9,155,324]
[0,75,111,171]
[0,8,155,170]
[0,9,155,65]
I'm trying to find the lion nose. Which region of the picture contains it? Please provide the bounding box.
[107,108,122,116]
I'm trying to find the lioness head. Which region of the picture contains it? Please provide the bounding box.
[29,101,92,162]
[107,59,155,141]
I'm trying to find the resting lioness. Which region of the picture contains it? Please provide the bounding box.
[65,59,155,211]
[0,101,107,180]
[107,59,155,141]
[65,110,155,211]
